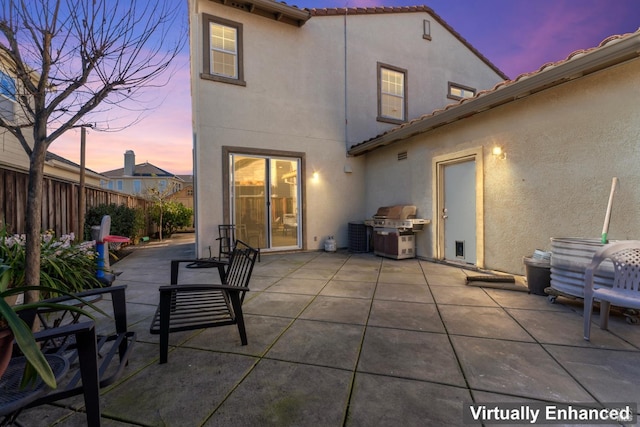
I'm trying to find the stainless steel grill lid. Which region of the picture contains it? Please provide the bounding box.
[372,205,417,220]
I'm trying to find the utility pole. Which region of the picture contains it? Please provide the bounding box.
[78,125,91,241]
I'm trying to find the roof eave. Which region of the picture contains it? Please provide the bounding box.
[348,32,640,157]
[209,0,311,26]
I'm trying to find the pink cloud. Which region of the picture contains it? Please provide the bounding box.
[51,55,193,176]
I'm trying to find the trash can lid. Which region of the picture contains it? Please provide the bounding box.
[523,256,551,267]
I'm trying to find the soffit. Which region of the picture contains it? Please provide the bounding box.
[208,0,311,26]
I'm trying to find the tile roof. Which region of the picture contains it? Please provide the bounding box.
[308,5,508,80]
[348,28,640,156]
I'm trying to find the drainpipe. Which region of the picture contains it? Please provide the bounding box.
[343,5,349,154]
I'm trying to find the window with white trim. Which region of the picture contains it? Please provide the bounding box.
[202,14,245,86]
[377,63,407,124]
[448,82,476,100]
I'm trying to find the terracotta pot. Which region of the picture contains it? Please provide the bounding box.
[0,327,14,379]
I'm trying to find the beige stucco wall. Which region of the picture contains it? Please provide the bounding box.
[191,1,504,257]
[343,12,504,144]
[363,57,640,274]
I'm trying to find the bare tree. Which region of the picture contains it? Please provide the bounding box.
[0,0,186,304]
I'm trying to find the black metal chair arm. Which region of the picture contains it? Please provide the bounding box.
[159,284,249,293]
[170,259,227,284]
[32,320,95,342]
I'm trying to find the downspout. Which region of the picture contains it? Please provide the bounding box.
[343,5,349,154]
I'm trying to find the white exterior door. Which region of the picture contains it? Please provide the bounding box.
[443,160,477,265]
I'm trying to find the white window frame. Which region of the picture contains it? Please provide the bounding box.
[202,14,245,86]
[377,63,407,124]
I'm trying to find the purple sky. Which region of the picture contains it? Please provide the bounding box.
[50,0,640,176]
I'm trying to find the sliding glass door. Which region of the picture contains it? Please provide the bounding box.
[230,154,301,251]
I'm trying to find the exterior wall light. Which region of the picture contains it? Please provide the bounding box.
[312,171,319,181]
[492,146,506,160]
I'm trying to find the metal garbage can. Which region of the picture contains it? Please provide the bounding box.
[523,256,551,296]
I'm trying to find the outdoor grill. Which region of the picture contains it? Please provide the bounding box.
[364,205,429,259]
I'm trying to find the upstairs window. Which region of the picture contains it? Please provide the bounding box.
[448,82,476,100]
[377,63,407,124]
[202,14,245,86]
[423,20,431,40]
[0,70,16,121]
[133,180,141,194]
[0,71,16,101]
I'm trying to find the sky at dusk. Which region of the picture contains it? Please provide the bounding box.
[50,0,640,176]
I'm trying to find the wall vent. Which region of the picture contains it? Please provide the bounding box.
[397,151,408,161]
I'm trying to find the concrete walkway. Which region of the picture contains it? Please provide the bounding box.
[19,234,640,426]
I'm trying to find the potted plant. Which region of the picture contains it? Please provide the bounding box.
[0,227,107,389]
[0,258,57,388]
[0,260,103,389]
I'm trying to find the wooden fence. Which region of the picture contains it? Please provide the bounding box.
[0,166,150,238]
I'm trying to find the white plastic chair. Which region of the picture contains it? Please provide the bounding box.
[583,240,640,340]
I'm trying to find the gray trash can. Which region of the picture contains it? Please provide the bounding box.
[523,256,551,296]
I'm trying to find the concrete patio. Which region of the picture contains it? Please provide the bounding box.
[17,233,640,426]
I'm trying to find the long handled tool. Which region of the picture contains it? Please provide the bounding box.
[601,177,619,244]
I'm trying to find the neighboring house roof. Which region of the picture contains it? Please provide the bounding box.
[177,175,193,183]
[309,5,508,80]
[102,162,180,179]
[348,29,640,156]
[45,151,104,177]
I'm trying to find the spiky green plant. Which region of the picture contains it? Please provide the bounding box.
[0,228,101,295]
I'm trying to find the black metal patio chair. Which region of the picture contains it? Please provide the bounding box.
[149,240,259,364]
[2,285,136,426]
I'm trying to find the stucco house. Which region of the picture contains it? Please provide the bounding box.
[190,0,507,258]
[101,150,187,196]
[351,29,640,274]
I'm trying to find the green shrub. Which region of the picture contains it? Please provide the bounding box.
[84,204,145,241]
[149,201,193,238]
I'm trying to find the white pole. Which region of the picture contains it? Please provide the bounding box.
[601,177,618,244]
